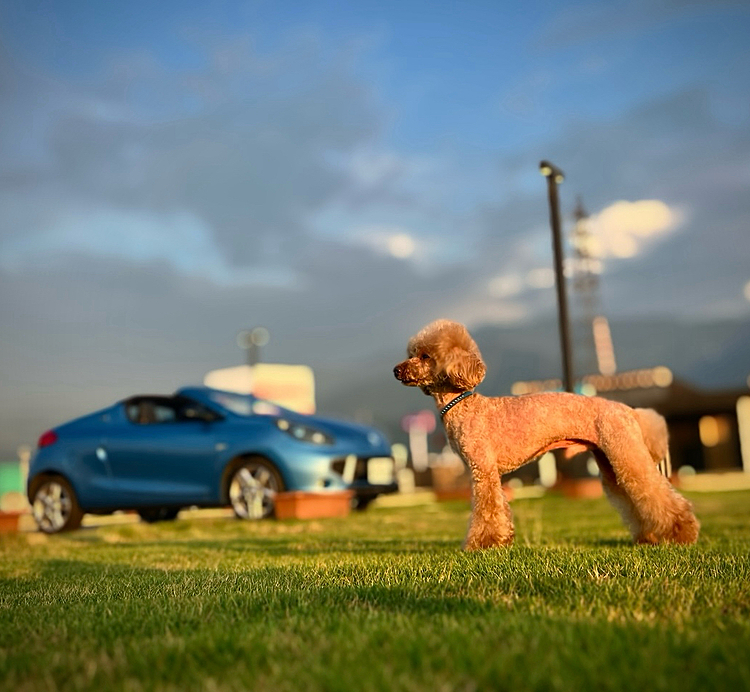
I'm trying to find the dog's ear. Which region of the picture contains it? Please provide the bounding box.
[444,349,486,390]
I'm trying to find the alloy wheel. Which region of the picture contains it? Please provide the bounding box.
[229,461,281,519]
[32,479,75,533]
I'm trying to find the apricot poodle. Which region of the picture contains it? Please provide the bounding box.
[393,319,699,550]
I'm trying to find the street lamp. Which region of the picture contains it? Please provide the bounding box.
[540,160,574,394]
[236,327,270,366]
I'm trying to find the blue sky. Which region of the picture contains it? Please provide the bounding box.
[1,0,750,453]
[6,0,747,150]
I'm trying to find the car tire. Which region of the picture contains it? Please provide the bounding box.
[30,475,84,534]
[226,457,284,520]
[138,508,180,523]
[353,496,375,511]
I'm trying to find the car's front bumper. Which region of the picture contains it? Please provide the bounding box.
[329,455,398,499]
[349,479,399,500]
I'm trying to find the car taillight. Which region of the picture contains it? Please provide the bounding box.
[37,430,58,448]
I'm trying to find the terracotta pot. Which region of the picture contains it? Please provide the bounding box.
[274,491,354,520]
[434,487,472,502]
[431,465,469,491]
[434,485,515,503]
[558,478,603,499]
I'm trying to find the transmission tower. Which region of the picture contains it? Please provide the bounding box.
[571,198,617,376]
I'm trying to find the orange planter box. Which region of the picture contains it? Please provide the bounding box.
[558,478,603,499]
[0,511,23,533]
[274,491,354,520]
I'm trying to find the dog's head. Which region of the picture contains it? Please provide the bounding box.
[393,319,486,394]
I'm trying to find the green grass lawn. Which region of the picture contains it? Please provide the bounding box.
[2,491,750,692]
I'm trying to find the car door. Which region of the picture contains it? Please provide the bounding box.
[102,396,222,506]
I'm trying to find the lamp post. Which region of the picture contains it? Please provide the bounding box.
[540,160,574,394]
[236,327,270,366]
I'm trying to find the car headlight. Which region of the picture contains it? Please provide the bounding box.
[276,419,334,446]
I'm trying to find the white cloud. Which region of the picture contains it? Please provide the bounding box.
[352,225,422,261]
[586,199,683,260]
[488,273,524,298]
[0,206,299,288]
[526,267,556,289]
[449,297,530,327]
[346,149,405,188]
[386,233,417,259]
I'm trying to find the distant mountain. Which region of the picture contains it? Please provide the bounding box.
[682,319,750,390]
[315,316,750,446]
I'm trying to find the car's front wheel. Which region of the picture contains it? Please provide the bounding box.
[353,496,375,511]
[30,475,84,534]
[227,458,283,520]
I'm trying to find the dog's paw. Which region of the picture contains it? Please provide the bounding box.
[667,513,700,545]
[635,508,700,545]
[463,530,514,551]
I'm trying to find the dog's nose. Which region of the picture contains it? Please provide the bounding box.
[393,365,402,379]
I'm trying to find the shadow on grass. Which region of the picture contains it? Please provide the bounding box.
[16,558,509,619]
[590,538,635,547]
[68,532,639,556]
[65,522,465,555]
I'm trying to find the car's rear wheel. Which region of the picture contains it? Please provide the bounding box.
[138,507,180,523]
[30,476,84,534]
[227,458,283,520]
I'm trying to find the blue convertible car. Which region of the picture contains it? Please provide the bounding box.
[27,386,397,533]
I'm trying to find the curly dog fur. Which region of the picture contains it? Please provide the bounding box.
[393,319,699,550]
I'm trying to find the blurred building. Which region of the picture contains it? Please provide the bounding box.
[204,363,316,414]
[512,368,750,475]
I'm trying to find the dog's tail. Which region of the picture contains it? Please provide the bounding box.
[634,408,671,478]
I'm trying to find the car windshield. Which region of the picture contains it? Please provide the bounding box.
[207,391,282,417]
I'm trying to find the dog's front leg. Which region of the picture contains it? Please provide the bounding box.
[463,459,514,550]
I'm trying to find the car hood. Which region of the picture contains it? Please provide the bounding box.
[274,411,391,455]
[178,386,391,455]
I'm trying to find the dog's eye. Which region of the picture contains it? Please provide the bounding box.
[420,353,430,360]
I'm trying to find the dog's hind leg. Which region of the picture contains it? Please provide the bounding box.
[596,414,699,545]
[594,449,643,540]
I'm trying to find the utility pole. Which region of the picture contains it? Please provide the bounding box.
[539,160,574,394]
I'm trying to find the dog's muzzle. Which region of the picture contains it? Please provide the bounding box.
[393,363,414,383]
[394,362,421,387]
